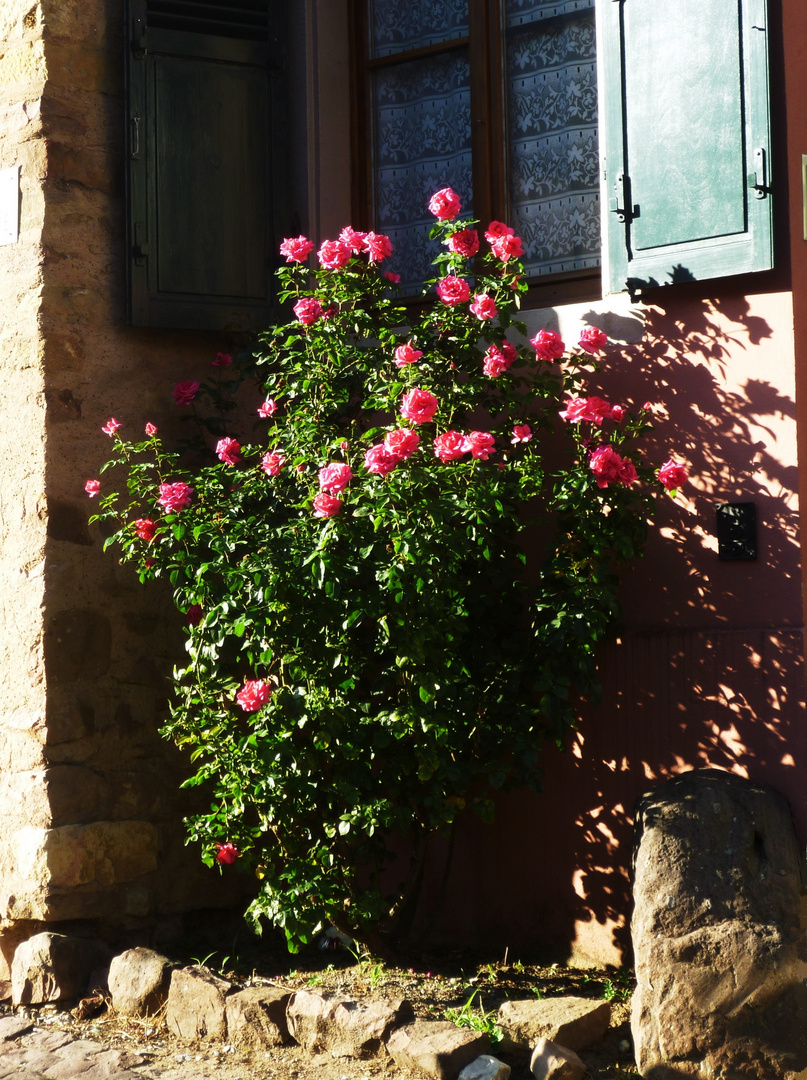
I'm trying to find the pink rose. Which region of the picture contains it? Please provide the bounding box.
[236,678,272,712]
[609,405,626,422]
[400,387,439,425]
[313,492,342,518]
[394,342,423,368]
[578,326,609,354]
[145,422,158,436]
[173,381,199,406]
[339,226,368,254]
[447,228,479,257]
[489,232,524,262]
[85,479,100,498]
[102,417,122,436]
[318,239,352,269]
[365,231,393,262]
[185,604,203,625]
[428,187,462,221]
[618,457,638,486]
[157,482,194,513]
[658,459,689,491]
[279,235,314,262]
[215,842,240,865]
[470,293,497,321]
[511,424,532,444]
[260,450,285,476]
[212,351,233,366]
[294,297,323,325]
[384,271,401,284]
[216,437,242,466]
[363,444,398,476]
[134,518,158,541]
[531,329,566,361]
[319,462,353,494]
[258,398,278,417]
[433,430,468,462]
[464,430,496,460]
[589,445,636,489]
[485,221,514,242]
[436,276,471,306]
[483,342,517,378]
[384,427,420,461]
[559,396,614,425]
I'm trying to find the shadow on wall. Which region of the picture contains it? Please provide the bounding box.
[411,288,805,963]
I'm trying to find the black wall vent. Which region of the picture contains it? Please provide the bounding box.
[146,0,269,40]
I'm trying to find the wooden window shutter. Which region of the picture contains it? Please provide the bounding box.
[597,0,773,295]
[125,0,282,329]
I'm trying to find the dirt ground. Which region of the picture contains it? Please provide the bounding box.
[5,940,640,1079]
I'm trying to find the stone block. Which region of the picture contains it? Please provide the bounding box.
[108,947,173,1017]
[458,1054,511,1080]
[286,989,413,1057]
[387,1020,490,1080]
[497,997,610,1055]
[43,820,159,888]
[530,1039,586,1080]
[11,932,103,1004]
[224,986,291,1048]
[45,607,111,683]
[165,965,232,1040]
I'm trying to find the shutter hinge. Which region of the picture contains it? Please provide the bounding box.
[130,116,141,160]
[131,17,147,58]
[609,173,638,223]
[133,223,150,264]
[748,147,770,199]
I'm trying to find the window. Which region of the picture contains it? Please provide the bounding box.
[352,0,773,298]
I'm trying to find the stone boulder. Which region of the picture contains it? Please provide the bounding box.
[458,1054,511,1080]
[496,997,610,1055]
[530,1038,586,1080]
[108,947,173,1017]
[386,1020,490,1080]
[165,965,232,1040]
[224,985,292,1049]
[286,989,413,1057]
[631,769,807,1079]
[11,933,103,1005]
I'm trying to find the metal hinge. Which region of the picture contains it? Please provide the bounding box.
[609,173,638,223]
[748,147,770,200]
[131,16,147,57]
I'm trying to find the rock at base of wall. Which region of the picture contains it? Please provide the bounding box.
[108,947,173,1017]
[458,1053,512,1080]
[286,989,413,1057]
[387,1020,490,1080]
[497,997,610,1055]
[11,932,103,1005]
[632,769,807,1079]
[165,965,232,1040]
[224,986,292,1049]
[530,1038,586,1080]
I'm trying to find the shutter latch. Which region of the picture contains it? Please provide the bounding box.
[748,148,770,199]
[131,17,147,58]
[610,173,638,223]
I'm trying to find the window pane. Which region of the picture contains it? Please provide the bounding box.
[507,11,600,276]
[373,51,472,294]
[370,0,468,59]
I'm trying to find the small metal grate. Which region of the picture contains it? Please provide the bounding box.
[146,0,269,40]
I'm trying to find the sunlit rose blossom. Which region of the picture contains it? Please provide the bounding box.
[511,424,532,444]
[384,427,419,460]
[658,459,689,491]
[470,293,497,321]
[258,398,278,417]
[279,235,314,262]
[313,492,342,518]
[145,422,158,436]
[531,328,565,361]
[85,479,100,497]
[321,303,338,320]
[489,232,524,262]
[157,482,193,512]
[294,297,322,325]
[447,228,479,257]
[365,231,393,262]
[559,396,615,425]
[433,431,467,462]
[318,239,351,269]
[338,226,367,254]
[102,417,122,436]
[134,518,157,541]
[610,405,626,422]
[578,326,609,354]
[394,342,423,368]
[173,381,199,406]
[216,437,242,465]
[483,345,509,378]
[363,444,398,476]
[319,462,353,494]
[485,221,514,242]
[589,445,636,489]
[260,450,285,476]
[464,430,496,460]
[436,276,471,306]
[236,678,272,712]
[212,351,233,366]
[384,271,401,284]
[185,604,203,625]
[429,187,462,221]
[400,387,439,425]
[215,842,240,865]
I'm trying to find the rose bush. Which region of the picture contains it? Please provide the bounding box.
[89,190,688,954]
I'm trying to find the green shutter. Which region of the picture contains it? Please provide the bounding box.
[597,0,772,295]
[125,0,282,329]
